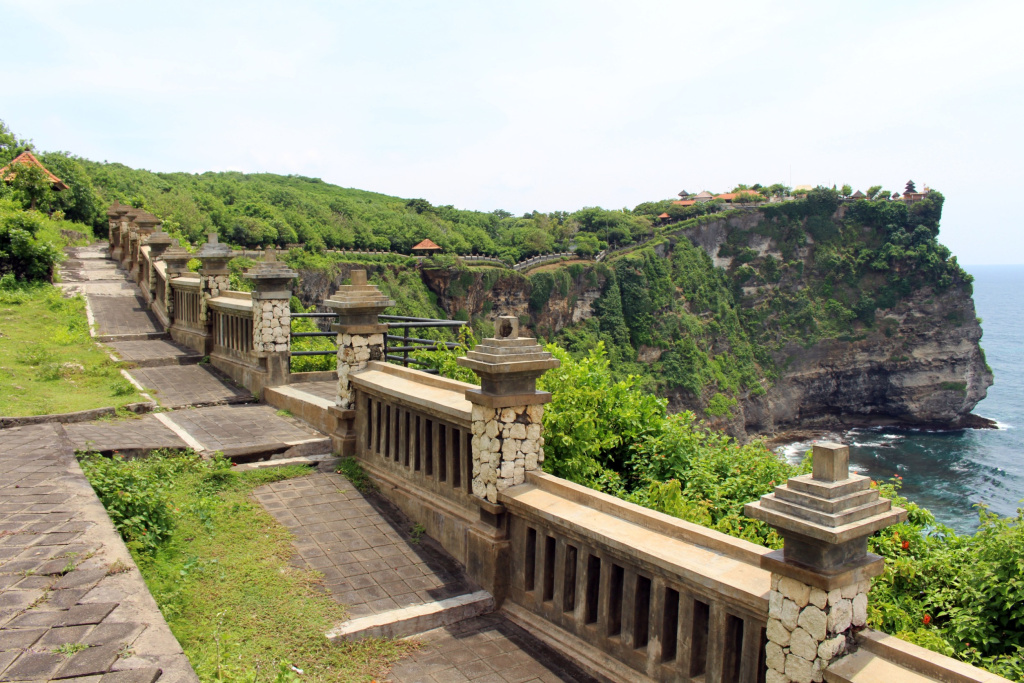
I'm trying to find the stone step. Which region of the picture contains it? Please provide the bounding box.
[232,456,318,471]
[326,590,494,643]
[96,331,171,343]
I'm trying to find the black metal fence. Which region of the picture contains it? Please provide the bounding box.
[381,315,468,373]
[289,312,337,357]
[288,312,469,375]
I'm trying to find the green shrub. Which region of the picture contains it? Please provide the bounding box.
[78,451,182,552]
[0,200,63,281]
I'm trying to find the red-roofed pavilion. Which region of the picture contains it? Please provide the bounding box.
[412,238,442,255]
[0,151,68,191]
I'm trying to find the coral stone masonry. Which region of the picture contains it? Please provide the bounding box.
[746,443,907,683]
[323,269,394,409]
[458,316,560,503]
[194,232,233,323]
[243,247,297,353]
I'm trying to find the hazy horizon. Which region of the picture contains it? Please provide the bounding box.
[2,0,1022,264]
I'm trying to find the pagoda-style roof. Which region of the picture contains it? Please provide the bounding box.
[411,238,442,251]
[0,151,68,191]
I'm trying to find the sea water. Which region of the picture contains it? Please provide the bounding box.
[779,265,1024,534]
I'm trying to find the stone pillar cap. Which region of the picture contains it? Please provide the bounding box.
[458,316,559,377]
[143,228,174,246]
[133,212,162,229]
[243,247,298,282]
[745,443,906,546]
[323,269,394,312]
[195,232,233,259]
[107,201,130,218]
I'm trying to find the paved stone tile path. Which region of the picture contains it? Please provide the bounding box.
[0,424,197,683]
[256,472,474,618]
[283,381,336,403]
[126,366,252,409]
[160,405,328,455]
[64,417,187,455]
[104,341,201,368]
[255,473,597,682]
[86,298,163,339]
[386,614,599,683]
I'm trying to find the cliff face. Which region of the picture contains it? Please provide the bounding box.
[721,285,992,434]
[290,198,993,438]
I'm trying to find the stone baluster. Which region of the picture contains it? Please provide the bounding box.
[132,212,161,283]
[106,202,129,259]
[243,247,297,387]
[194,232,232,324]
[745,443,907,683]
[322,269,393,455]
[457,316,560,504]
[141,226,173,301]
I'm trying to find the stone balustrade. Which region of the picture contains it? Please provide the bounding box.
[103,202,299,396]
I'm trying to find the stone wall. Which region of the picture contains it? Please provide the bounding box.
[470,403,544,502]
[254,299,291,352]
[766,574,869,683]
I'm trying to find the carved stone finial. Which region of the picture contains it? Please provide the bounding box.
[458,318,559,399]
[812,443,849,482]
[745,442,906,590]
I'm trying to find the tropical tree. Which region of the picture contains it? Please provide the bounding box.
[7,161,54,211]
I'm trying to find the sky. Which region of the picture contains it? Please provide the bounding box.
[2,0,1023,264]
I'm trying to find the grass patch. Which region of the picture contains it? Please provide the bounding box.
[336,457,374,493]
[78,450,411,681]
[0,282,143,416]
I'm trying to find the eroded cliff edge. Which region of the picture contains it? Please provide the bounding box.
[291,191,993,440]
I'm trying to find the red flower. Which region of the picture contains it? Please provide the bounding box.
[922,614,931,625]
[902,540,910,549]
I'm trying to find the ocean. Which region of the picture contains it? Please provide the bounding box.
[779,265,1024,535]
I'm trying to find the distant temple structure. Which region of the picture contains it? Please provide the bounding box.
[0,151,68,191]
[411,238,442,255]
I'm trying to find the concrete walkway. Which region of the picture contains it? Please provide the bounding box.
[255,473,597,683]
[0,424,196,683]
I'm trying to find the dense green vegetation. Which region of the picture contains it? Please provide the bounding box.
[79,451,411,682]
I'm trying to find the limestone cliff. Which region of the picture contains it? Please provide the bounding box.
[289,193,994,439]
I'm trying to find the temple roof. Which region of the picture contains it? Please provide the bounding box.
[0,151,68,190]
[412,238,442,251]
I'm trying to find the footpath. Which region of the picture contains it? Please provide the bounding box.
[1,246,595,683]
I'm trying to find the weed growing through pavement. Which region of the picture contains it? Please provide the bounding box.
[337,457,374,492]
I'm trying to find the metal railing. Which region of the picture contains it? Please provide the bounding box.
[289,312,338,357]
[380,315,468,373]
[287,312,469,374]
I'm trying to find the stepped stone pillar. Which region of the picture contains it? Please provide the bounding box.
[141,226,173,301]
[323,269,393,455]
[458,316,560,504]
[131,212,161,283]
[745,443,907,683]
[119,208,140,269]
[106,202,129,259]
[194,232,232,324]
[243,248,296,387]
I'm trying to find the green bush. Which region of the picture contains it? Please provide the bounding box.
[78,451,181,552]
[0,200,63,281]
